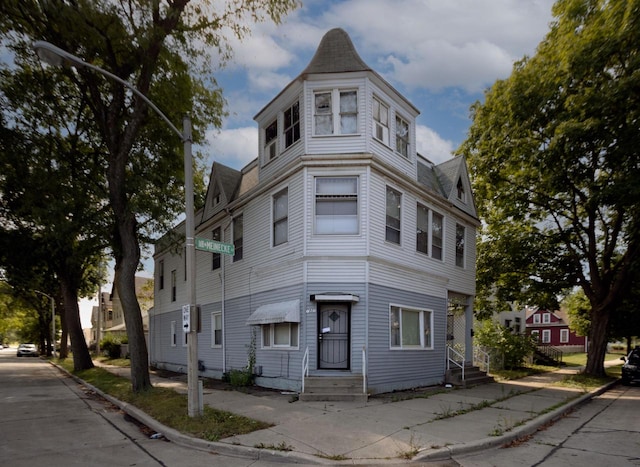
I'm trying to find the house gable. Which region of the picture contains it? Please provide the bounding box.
[435,156,477,218]
[201,162,242,223]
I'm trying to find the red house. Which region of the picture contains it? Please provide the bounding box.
[526,309,586,351]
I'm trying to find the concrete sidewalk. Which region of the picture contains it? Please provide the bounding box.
[87,361,621,465]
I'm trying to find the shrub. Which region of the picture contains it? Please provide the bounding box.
[100,334,123,359]
[227,368,253,387]
[475,320,537,370]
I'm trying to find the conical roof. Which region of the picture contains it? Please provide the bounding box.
[301,28,372,75]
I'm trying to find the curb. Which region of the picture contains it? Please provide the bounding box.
[50,361,328,465]
[413,379,619,461]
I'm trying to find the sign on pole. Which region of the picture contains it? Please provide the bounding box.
[195,237,235,255]
[182,304,190,333]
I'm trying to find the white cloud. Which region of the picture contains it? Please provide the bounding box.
[247,70,293,93]
[415,125,455,164]
[205,126,258,169]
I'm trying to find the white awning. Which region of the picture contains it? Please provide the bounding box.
[246,299,300,325]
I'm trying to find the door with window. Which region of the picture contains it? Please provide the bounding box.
[318,303,350,370]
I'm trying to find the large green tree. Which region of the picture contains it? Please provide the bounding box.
[460,0,640,377]
[0,0,298,391]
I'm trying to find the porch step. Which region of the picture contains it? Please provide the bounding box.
[445,365,494,388]
[299,375,368,402]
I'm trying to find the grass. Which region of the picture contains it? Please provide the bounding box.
[57,357,271,441]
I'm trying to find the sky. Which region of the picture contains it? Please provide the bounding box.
[76,0,560,325]
[204,0,557,171]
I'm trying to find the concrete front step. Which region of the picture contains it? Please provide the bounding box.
[300,375,368,402]
[445,365,494,387]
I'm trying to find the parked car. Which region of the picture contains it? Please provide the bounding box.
[16,343,38,357]
[621,347,640,385]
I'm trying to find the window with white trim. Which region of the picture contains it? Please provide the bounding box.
[533,314,541,324]
[264,119,278,162]
[560,329,569,343]
[373,96,389,145]
[171,269,177,302]
[262,322,299,349]
[170,321,176,347]
[531,330,540,342]
[314,89,358,135]
[211,312,222,347]
[273,188,288,246]
[386,186,401,244]
[416,203,444,260]
[284,101,300,148]
[315,177,358,235]
[211,227,221,270]
[395,115,409,157]
[233,214,243,262]
[543,313,551,324]
[455,223,465,267]
[390,305,433,349]
[542,329,551,344]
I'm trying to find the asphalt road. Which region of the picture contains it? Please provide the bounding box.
[454,382,640,466]
[0,348,297,466]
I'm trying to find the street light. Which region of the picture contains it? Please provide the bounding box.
[33,41,201,417]
[35,290,56,358]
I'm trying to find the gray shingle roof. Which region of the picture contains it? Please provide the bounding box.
[301,28,372,75]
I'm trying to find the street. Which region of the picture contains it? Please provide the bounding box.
[0,347,300,466]
[455,382,640,466]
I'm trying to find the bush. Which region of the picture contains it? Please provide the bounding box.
[100,334,124,359]
[227,368,253,387]
[475,320,537,370]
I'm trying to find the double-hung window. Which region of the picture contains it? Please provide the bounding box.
[455,223,465,267]
[390,305,433,349]
[273,188,288,246]
[211,312,222,347]
[386,186,401,244]
[170,321,177,347]
[395,115,409,157]
[543,313,551,324]
[373,97,389,145]
[211,227,221,270]
[533,314,541,324]
[560,329,569,343]
[542,329,551,344]
[314,90,358,135]
[171,270,177,302]
[233,214,243,262]
[264,120,278,161]
[315,177,358,235]
[262,323,299,349]
[416,204,444,260]
[284,101,300,148]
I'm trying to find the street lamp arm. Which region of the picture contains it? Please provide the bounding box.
[32,41,184,141]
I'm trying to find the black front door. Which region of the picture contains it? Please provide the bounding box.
[318,303,350,370]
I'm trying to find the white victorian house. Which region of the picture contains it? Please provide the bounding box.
[149,28,479,398]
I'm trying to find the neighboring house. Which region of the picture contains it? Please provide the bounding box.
[91,291,113,345]
[149,28,479,395]
[526,308,586,352]
[491,304,526,334]
[93,277,154,343]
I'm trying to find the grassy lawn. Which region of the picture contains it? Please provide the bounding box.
[56,357,271,441]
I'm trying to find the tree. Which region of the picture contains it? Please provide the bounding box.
[0,0,298,392]
[459,0,640,377]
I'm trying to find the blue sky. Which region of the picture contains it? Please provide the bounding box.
[204,0,556,170]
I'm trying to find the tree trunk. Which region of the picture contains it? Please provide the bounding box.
[60,279,93,370]
[113,214,151,393]
[584,306,610,377]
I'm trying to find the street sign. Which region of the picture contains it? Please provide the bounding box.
[182,304,190,333]
[195,237,235,255]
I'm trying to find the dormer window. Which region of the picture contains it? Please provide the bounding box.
[395,115,409,157]
[264,120,278,161]
[373,97,389,145]
[456,178,466,203]
[314,89,358,136]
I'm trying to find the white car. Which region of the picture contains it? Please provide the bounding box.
[17,343,38,357]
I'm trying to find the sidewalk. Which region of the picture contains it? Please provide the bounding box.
[89,361,620,465]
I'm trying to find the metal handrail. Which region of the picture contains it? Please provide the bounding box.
[447,345,465,381]
[474,346,490,374]
[301,346,309,393]
[362,346,367,395]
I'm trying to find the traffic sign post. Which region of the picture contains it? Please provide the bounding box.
[195,237,235,255]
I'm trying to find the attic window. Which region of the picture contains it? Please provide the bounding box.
[284,101,300,148]
[395,116,409,157]
[314,89,358,136]
[265,120,278,161]
[373,97,389,145]
[213,194,221,206]
[456,178,466,203]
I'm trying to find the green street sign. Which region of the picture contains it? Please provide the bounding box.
[195,238,235,255]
